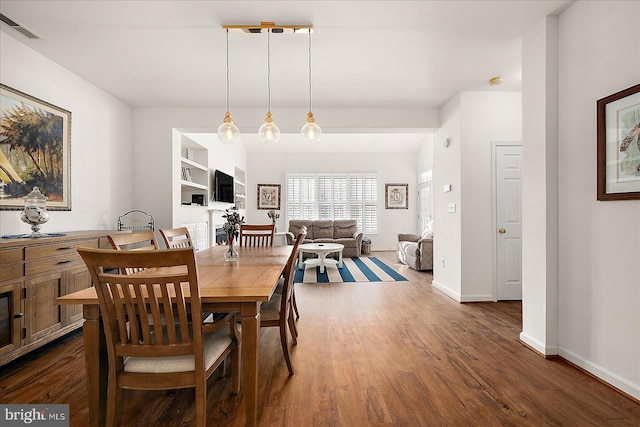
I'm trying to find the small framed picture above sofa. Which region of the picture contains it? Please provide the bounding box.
[385,183,408,209]
[257,184,281,210]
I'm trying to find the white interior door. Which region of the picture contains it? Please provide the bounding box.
[495,145,522,300]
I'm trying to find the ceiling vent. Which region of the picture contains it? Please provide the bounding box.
[0,12,40,39]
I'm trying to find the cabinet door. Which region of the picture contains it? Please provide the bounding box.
[0,281,23,357]
[24,272,63,344]
[63,266,91,325]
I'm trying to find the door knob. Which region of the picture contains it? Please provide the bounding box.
[498,228,506,234]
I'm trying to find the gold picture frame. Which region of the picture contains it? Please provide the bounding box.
[0,84,72,210]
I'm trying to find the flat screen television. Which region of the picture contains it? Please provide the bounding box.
[214,170,235,203]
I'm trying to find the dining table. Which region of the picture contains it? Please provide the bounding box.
[56,244,293,427]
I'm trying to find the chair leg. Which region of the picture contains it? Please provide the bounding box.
[288,311,297,345]
[106,379,124,427]
[194,379,207,427]
[280,323,294,375]
[289,302,298,338]
[230,318,241,394]
[292,287,300,319]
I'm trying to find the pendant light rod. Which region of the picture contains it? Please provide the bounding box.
[308,28,312,113]
[225,28,230,112]
[267,28,271,112]
[218,27,239,143]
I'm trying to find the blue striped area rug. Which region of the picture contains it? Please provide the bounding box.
[294,257,408,283]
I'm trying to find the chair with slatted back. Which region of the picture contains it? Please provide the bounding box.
[107,231,159,275]
[239,224,275,247]
[260,227,306,375]
[78,247,240,427]
[160,227,193,249]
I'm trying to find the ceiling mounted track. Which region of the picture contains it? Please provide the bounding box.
[223,21,312,34]
[0,12,40,39]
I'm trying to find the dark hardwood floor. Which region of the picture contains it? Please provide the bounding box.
[1,251,638,426]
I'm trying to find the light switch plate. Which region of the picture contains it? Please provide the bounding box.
[443,184,451,192]
[448,203,456,213]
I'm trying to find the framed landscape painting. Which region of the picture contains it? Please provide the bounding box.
[257,184,281,210]
[385,183,408,209]
[597,83,640,201]
[0,84,71,210]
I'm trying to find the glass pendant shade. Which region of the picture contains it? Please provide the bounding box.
[259,112,280,143]
[301,112,322,142]
[218,112,240,143]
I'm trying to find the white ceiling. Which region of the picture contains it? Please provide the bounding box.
[0,0,572,153]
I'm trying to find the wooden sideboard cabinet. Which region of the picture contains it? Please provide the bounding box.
[0,230,116,366]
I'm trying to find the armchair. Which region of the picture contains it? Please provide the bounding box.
[397,232,433,271]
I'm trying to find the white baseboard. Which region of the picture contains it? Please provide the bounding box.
[459,294,494,302]
[519,332,558,355]
[431,280,461,302]
[431,282,495,303]
[558,347,640,400]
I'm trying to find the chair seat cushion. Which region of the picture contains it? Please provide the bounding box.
[261,294,282,322]
[123,326,231,374]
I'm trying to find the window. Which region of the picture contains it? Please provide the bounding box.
[286,173,378,233]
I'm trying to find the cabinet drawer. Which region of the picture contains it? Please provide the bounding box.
[25,253,83,276]
[0,248,24,282]
[25,239,98,261]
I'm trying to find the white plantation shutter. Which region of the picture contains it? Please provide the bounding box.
[286,173,378,233]
[333,176,347,219]
[318,176,332,219]
[300,176,315,219]
[287,175,301,220]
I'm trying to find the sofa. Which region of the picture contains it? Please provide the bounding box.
[397,230,433,271]
[286,220,363,258]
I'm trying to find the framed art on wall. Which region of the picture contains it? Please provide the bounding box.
[0,84,72,210]
[257,184,281,210]
[597,83,640,201]
[385,183,408,209]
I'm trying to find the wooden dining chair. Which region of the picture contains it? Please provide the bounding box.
[78,247,240,427]
[239,223,275,247]
[107,231,159,275]
[107,230,159,251]
[260,227,306,375]
[159,227,193,249]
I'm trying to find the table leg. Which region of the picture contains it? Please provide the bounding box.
[338,250,343,268]
[241,302,261,427]
[83,304,107,427]
[318,251,326,273]
[298,249,304,269]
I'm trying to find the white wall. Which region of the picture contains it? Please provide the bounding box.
[417,132,434,173]
[246,151,420,250]
[0,31,133,235]
[460,92,523,300]
[556,0,640,399]
[432,95,462,298]
[521,16,560,355]
[432,92,522,302]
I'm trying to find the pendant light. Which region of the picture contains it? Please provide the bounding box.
[218,29,240,143]
[301,28,322,142]
[258,28,280,143]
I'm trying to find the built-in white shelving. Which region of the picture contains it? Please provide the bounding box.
[234,166,246,210]
[179,138,209,207]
